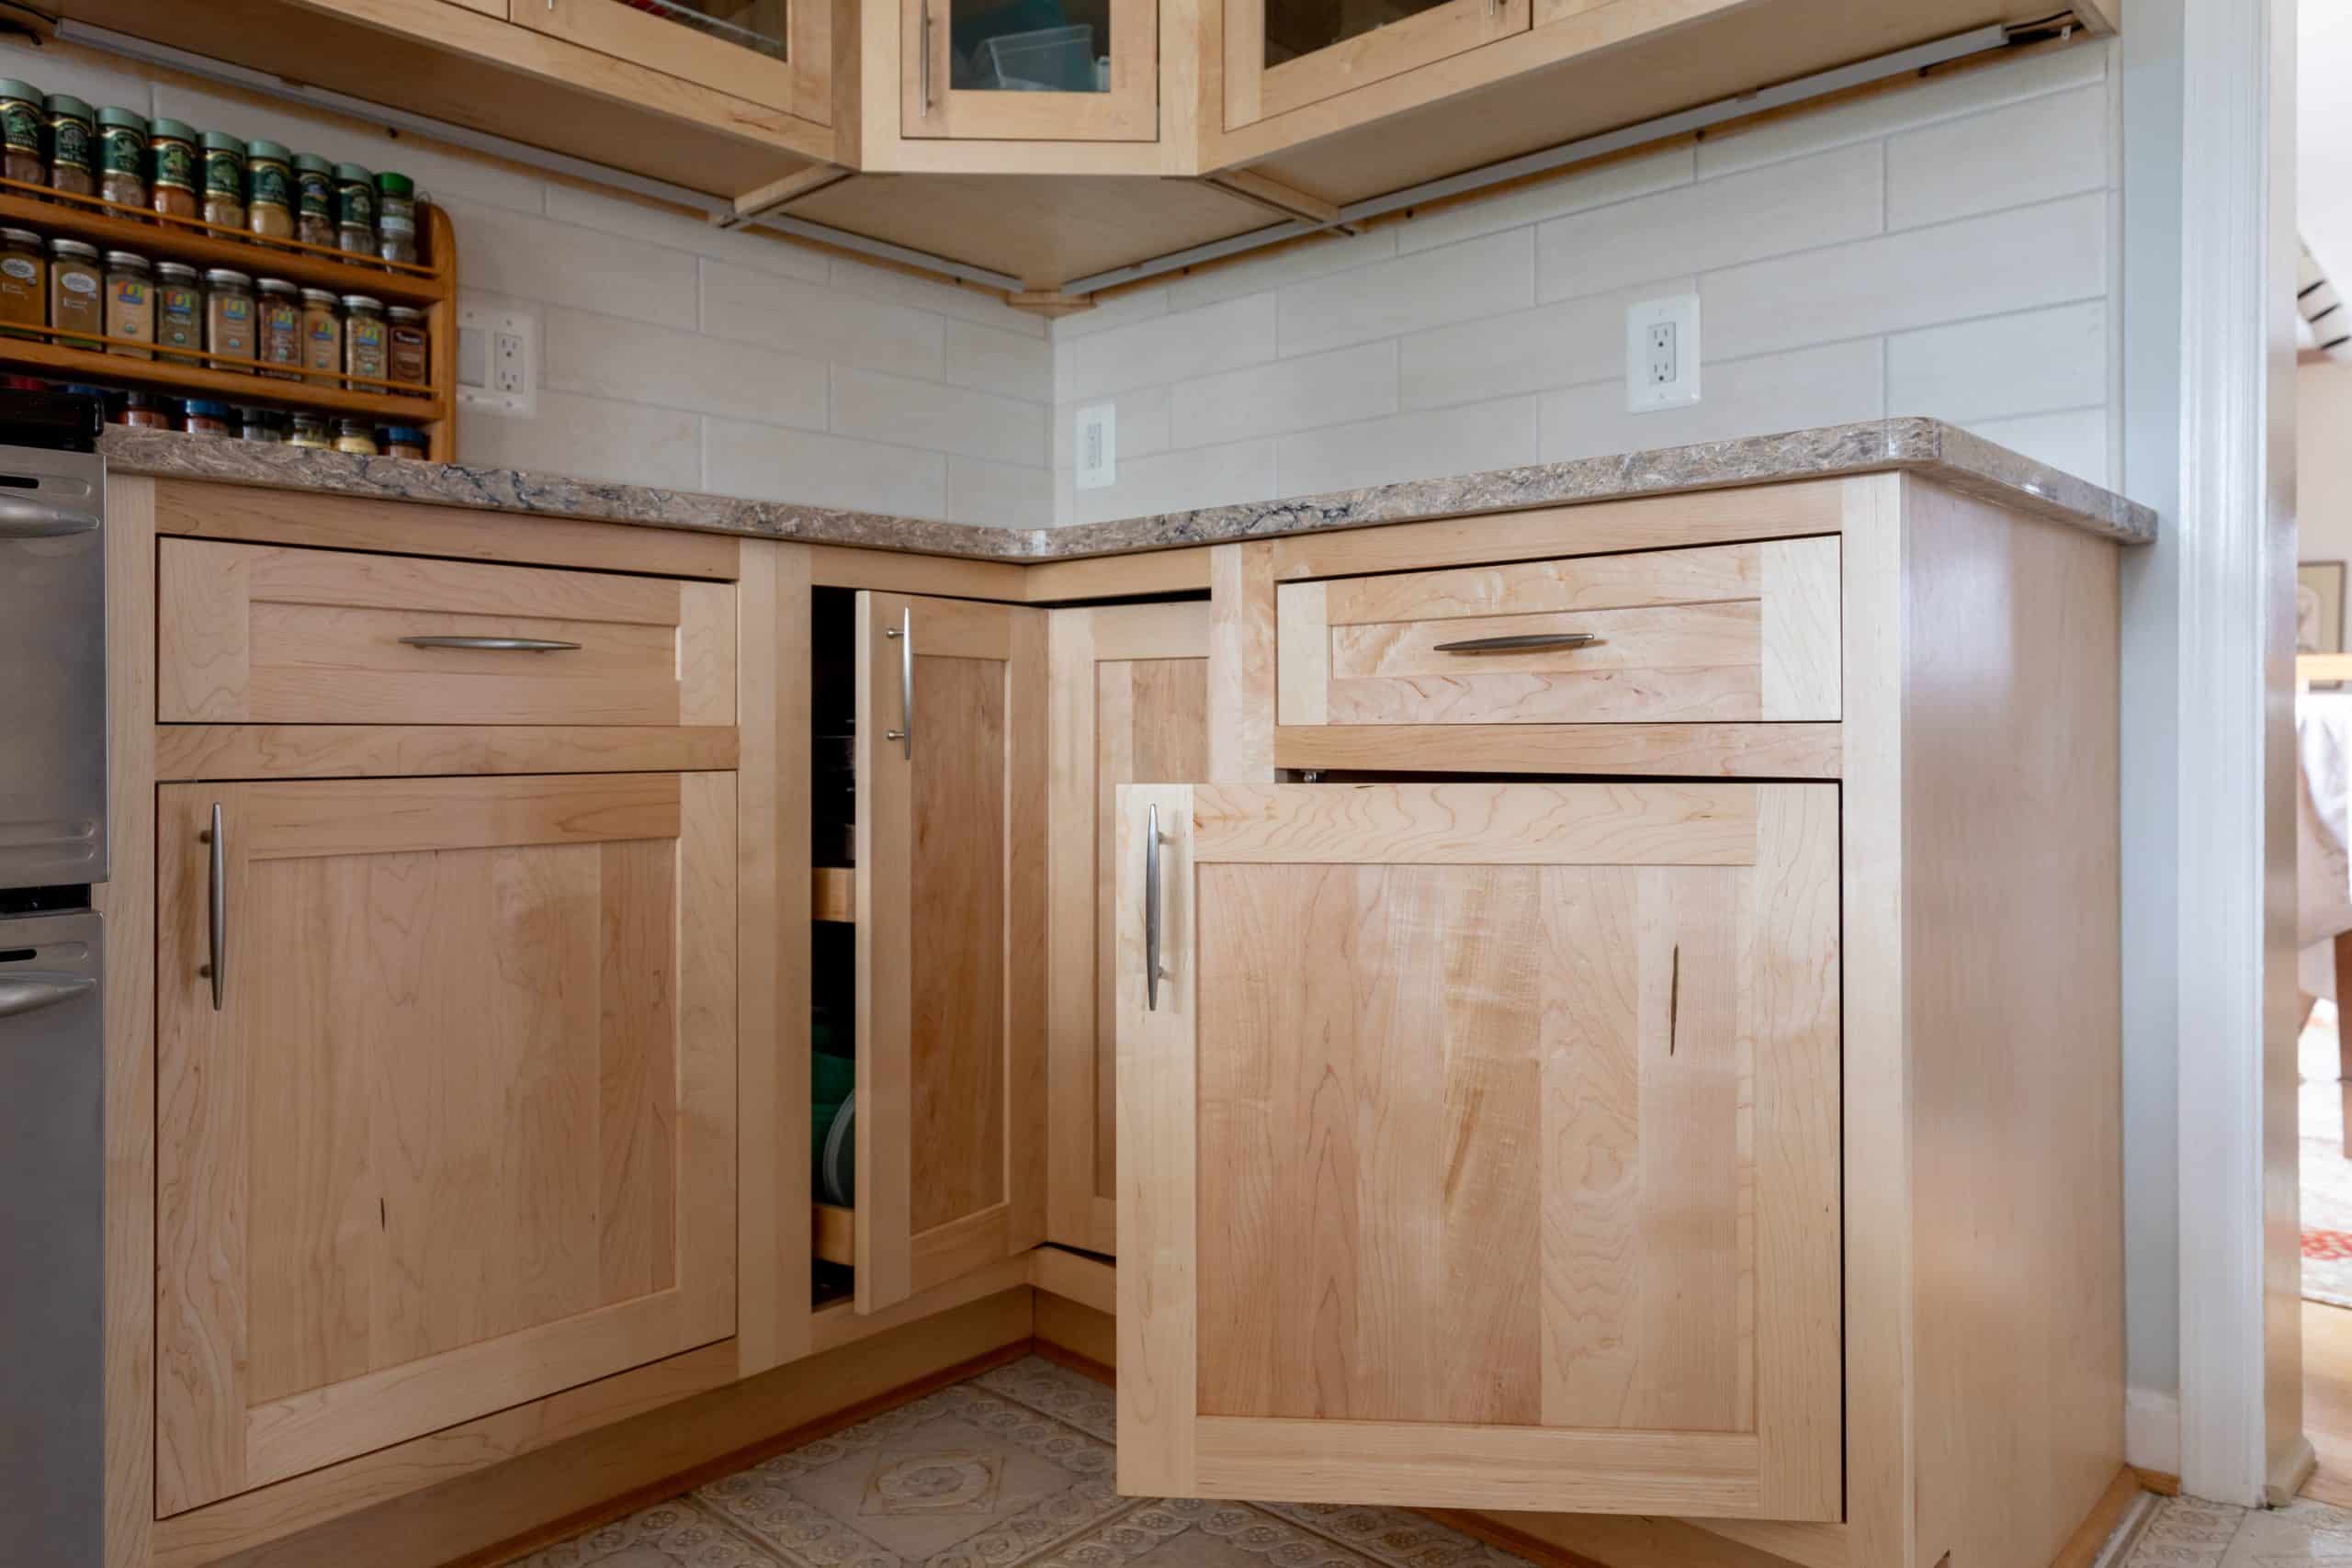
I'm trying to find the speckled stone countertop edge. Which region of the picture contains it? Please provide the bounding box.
[97,416,2158,559]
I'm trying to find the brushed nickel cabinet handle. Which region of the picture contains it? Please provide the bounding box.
[920,0,935,118]
[883,608,912,759]
[1431,631,1600,655]
[0,973,95,1020]
[199,803,225,1012]
[398,635,582,652]
[1144,802,1162,1011]
[0,497,99,537]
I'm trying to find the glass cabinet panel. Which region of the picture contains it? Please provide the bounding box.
[521,0,822,122]
[1262,0,1450,67]
[1227,0,1526,129]
[628,0,790,59]
[905,0,1157,141]
[947,0,1111,91]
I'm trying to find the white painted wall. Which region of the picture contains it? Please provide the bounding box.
[2301,362,2352,570]
[1050,42,2124,525]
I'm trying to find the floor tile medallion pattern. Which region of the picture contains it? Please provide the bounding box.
[2121,1494,2352,1565]
[511,1359,1544,1568]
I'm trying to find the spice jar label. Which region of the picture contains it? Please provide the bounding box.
[112,279,144,305]
[297,173,331,217]
[98,124,140,175]
[201,146,240,196]
[60,270,96,295]
[153,141,195,189]
[251,163,289,209]
[340,186,375,227]
[0,103,35,153]
[2,256,35,281]
[51,118,90,169]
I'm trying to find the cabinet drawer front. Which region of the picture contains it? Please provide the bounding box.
[159,538,735,726]
[1276,537,1839,728]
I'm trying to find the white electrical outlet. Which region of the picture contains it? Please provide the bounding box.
[1625,294,1701,412]
[1074,403,1116,491]
[455,300,538,416]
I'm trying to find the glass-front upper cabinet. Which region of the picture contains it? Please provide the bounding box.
[521,0,830,125]
[902,0,1159,141]
[1225,0,1527,128]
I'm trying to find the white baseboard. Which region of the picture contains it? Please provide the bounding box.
[2128,1385,2183,1476]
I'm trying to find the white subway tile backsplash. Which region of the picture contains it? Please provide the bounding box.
[946,457,1055,527]
[1068,439,1278,525]
[1885,85,2108,231]
[831,367,1046,466]
[1276,397,1540,497]
[706,417,950,517]
[1703,193,2108,361]
[829,259,1049,335]
[1279,230,1535,358]
[1886,300,2109,424]
[544,180,833,283]
[458,393,700,490]
[1693,39,2109,179]
[1395,144,1695,255]
[944,320,1055,403]
[1536,143,1883,304]
[1051,285,1170,342]
[702,261,947,380]
[1398,279,1690,411]
[1165,229,1397,313]
[1171,342,1399,450]
[1062,295,1278,402]
[1965,406,2110,489]
[445,197,702,330]
[543,308,829,430]
[1537,340,1883,462]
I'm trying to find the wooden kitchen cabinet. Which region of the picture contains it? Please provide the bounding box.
[1223,0,1526,131]
[851,591,1047,1312]
[1044,600,1212,1256]
[517,0,831,124]
[901,0,1159,140]
[153,771,739,1515]
[1114,780,1841,1518]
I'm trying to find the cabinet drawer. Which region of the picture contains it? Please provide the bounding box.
[1276,536,1839,727]
[159,537,735,726]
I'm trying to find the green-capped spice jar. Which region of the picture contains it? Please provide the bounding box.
[334,163,374,259]
[149,118,197,219]
[375,170,416,265]
[0,80,40,187]
[96,107,144,210]
[293,152,334,248]
[45,94,93,197]
[154,261,202,365]
[245,139,291,242]
[199,131,245,231]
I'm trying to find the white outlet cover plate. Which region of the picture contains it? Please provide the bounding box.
[1625,293,1701,413]
[455,300,538,417]
[1074,402,1116,491]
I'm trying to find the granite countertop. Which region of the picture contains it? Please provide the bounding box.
[100,416,2157,558]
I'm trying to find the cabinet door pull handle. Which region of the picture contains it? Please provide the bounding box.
[1667,942,1679,1055]
[920,0,936,118]
[882,607,912,758]
[0,497,100,537]
[1144,802,1162,1011]
[199,803,226,1012]
[0,973,95,1020]
[1431,631,1600,655]
[398,635,582,652]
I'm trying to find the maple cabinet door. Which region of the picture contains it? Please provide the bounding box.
[1044,601,1212,1257]
[155,773,738,1515]
[854,592,1047,1312]
[1116,782,1841,1520]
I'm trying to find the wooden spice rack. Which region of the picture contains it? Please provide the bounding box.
[0,180,458,457]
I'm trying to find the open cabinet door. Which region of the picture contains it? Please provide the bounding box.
[1116,782,1842,1520]
[854,592,1046,1314]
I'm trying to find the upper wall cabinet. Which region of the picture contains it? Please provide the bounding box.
[518,0,834,125]
[903,0,1158,139]
[1224,0,1526,130]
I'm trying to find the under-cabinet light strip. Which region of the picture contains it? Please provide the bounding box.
[50,17,1029,292]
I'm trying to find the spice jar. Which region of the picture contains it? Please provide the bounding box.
[236,406,281,443]
[255,278,300,378]
[342,293,386,388]
[0,229,43,340]
[382,425,426,460]
[202,268,254,370]
[115,390,167,429]
[0,81,41,188]
[104,251,153,358]
[199,132,244,231]
[45,95,93,197]
[289,412,331,449]
[387,305,428,387]
[182,399,231,437]
[96,107,145,210]
[334,418,378,455]
[154,262,201,365]
[245,140,291,243]
[48,240,101,350]
[148,118,197,220]
[299,288,340,378]
[334,163,374,259]
[375,171,416,266]
[293,153,334,248]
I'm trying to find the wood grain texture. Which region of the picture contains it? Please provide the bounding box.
[158,538,733,726]
[154,772,737,1512]
[1239,0,1529,126]
[1209,542,1278,782]
[1123,781,1839,1519]
[1031,1247,1118,1314]
[152,480,741,580]
[155,725,739,781]
[813,865,856,922]
[1273,723,1841,777]
[1758,536,1839,721]
[1023,547,1213,602]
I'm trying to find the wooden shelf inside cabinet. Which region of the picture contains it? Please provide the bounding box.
[813,866,854,923]
[0,187,460,458]
[814,1202,854,1266]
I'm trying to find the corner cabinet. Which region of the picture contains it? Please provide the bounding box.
[519,0,831,123]
[153,772,739,1516]
[903,0,1159,140]
[1224,0,1526,130]
[1114,781,1842,1517]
